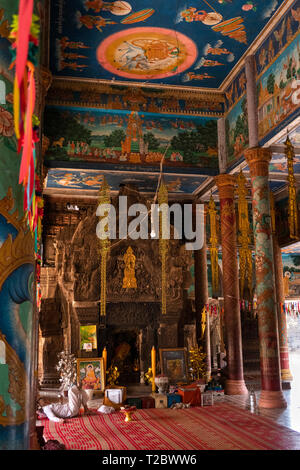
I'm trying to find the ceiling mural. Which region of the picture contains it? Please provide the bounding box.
[43,105,219,173]
[49,0,287,88]
[44,169,207,195]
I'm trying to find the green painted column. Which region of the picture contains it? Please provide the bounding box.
[245,147,286,409]
[0,1,38,449]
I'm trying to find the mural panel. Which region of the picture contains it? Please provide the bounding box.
[256,0,300,143]
[45,169,208,195]
[282,253,300,299]
[49,0,287,88]
[225,95,249,167]
[44,105,219,171]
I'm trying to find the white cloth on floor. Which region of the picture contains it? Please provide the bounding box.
[43,385,89,421]
[97,405,115,414]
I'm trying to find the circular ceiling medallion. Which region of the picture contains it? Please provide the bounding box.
[97,27,197,80]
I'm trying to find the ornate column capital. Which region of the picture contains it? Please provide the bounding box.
[215,174,235,199]
[40,66,53,96]
[244,147,272,177]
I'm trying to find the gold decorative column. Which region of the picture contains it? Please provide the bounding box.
[215,174,248,395]
[208,195,219,297]
[245,147,286,408]
[98,178,111,317]
[193,204,211,381]
[158,181,168,315]
[285,136,299,240]
[236,171,252,298]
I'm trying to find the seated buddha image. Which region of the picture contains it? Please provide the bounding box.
[81,363,101,390]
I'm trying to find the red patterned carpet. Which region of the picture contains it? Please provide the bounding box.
[42,402,300,450]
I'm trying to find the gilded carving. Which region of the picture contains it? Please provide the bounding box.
[122,246,137,289]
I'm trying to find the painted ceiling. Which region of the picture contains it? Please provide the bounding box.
[49,0,286,89]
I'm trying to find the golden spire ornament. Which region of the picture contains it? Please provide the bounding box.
[98,177,111,316]
[158,181,169,315]
[236,171,252,297]
[208,194,219,296]
[285,135,298,240]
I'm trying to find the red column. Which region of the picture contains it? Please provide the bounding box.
[215,174,248,395]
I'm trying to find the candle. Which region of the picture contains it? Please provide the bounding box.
[102,347,107,385]
[151,346,156,392]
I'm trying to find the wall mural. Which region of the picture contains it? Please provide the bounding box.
[45,169,208,195]
[44,105,219,171]
[46,81,225,116]
[282,253,300,299]
[225,95,249,166]
[49,0,286,88]
[255,0,300,143]
[257,34,300,143]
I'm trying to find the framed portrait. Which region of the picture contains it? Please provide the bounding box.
[77,357,105,392]
[80,325,97,351]
[159,348,189,384]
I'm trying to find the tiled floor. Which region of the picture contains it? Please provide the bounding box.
[223,351,300,433]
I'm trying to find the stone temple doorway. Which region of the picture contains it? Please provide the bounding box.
[108,328,140,384]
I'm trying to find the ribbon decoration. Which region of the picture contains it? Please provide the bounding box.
[9,5,40,234]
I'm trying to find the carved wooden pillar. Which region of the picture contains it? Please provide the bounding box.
[39,299,63,389]
[273,235,293,385]
[215,174,248,395]
[245,147,286,408]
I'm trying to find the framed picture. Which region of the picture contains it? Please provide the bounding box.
[159,348,189,384]
[80,325,97,351]
[77,357,105,392]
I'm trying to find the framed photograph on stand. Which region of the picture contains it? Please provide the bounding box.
[77,357,105,392]
[159,348,189,384]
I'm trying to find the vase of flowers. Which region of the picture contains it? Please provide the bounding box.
[154,374,169,394]
[56,351,77,393]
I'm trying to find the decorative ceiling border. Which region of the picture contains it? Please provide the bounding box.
[46,77,225,117]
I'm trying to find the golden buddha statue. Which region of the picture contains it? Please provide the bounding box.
[122,246,137,288]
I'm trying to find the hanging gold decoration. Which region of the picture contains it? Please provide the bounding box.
[269,191,276,235]
[98,177,111,316]
[201,306,206,339]
[122,246,137,288]
[285,136,298,240]
[236,171,252,297]
[188,345,206,381]
[158,181,169,315]
[208,195,219,296]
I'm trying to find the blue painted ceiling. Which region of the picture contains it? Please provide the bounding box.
[49,0,286,88]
